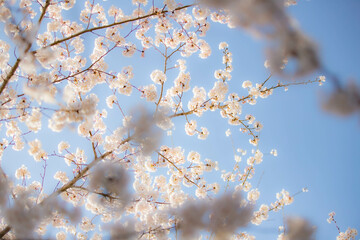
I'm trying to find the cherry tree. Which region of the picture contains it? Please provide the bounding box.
[0,0,357,239]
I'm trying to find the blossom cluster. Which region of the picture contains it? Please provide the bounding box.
[0,0,354,239]
[327,212,358,240]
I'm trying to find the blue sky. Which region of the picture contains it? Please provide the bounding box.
[1,0,359,239]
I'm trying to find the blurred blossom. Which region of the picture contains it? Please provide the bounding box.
[286,217,315,240]
[126,106,166,155]
[322,81,360,116]
[174,192,253,238]
[35,47,57,69]
[109,220,136,240]
[0,172,9,207]
[4,191,80,239]
[89,162,131,205]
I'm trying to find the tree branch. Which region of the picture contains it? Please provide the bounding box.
[44,4,196,49]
